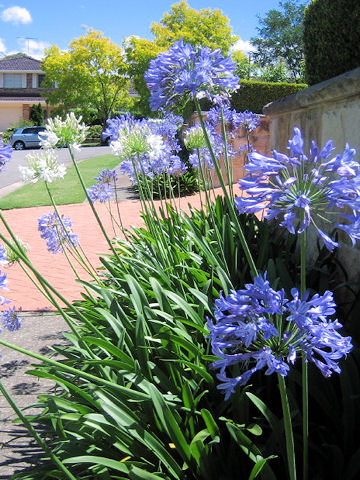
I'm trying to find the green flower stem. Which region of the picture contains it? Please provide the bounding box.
[0,380,77,480]
[44,182,98,279]
[278,374,297,480]
[194,99,258,277]
[68,146,120,260]
[300,228,308,480]
[220,108,234,202]
[18,262,52,304]
[112,176,129,241]
[196,149,231,280]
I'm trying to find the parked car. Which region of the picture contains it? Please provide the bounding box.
[100,130,111,146]
[10,126,46,150]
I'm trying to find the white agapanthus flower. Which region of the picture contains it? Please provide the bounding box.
[39,131,60,149]
[42,112,89,150]
[146,134,165,160]
[111,125,150,160]
[19,149,66,183]
[184,126,207,150]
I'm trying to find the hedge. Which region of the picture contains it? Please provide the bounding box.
[304,0,360,85]
[230,80,307,114]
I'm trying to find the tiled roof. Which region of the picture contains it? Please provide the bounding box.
[0,54,42,71]
[0,97,46,102]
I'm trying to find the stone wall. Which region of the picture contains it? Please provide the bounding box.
[263,67,360,292]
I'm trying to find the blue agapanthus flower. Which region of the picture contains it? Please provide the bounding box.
[208,273,352,400]
[38,211,79,254]
[207,107,261,135]
[1,306,22,331]
[145,39,239,111]
[0,140,12,171]
[236,127,360,251]
[87,183,113,203]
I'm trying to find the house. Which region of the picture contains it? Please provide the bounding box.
[0,53,53,132]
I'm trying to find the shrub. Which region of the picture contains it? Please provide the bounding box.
[29,103,44,125]
[230,80,307,113]
[304,0,360,85]
[87,124,103,140]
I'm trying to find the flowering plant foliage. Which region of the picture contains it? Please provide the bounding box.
[145,39,239,111]
[208,273,353,400]
[19,149,66,183]
[38,211,79,254]
[236,127,360,251]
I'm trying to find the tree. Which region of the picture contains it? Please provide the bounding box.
[124,37,164,118]
[42,29,132,126]
[250,0,307,82]
[151,0,238,54]
[125,1,239,116]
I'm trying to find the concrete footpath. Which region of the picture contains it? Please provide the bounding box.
[0,313,68,478]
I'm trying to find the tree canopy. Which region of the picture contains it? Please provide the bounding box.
[250,0,307,82]
[151,0,238,54]
[42,29,132,125]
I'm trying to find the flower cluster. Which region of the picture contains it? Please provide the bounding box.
[38,211,79,254]
[236,127,360,251]
[207,106,260,135]
[39,112,89,150]
[109,114,186,184]
[145,39,239,111]
[208,273,353,400]
[87,169,118,203]
[19,149,66,183]
[0,139,12,172]
[1,306,22,331]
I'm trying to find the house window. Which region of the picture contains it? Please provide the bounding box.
[38,74,46,87]
[3,73,23,88]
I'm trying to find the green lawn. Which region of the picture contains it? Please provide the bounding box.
[0,154,120,210]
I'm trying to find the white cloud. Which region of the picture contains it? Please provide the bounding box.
[1,6,32,25]
[231,38,256,55]
[0,37,6,53]
[18,38,50,59]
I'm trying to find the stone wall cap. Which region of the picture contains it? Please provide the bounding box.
[263,67,360,116]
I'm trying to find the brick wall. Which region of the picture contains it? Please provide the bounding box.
[190,113,271,187]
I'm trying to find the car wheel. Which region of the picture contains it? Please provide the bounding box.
[13,141,25,150]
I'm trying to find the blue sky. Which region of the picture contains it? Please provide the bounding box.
[0,1,305,59]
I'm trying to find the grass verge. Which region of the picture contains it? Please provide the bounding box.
[0,154,119,210]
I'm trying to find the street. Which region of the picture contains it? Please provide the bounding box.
[0,145,112,189]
